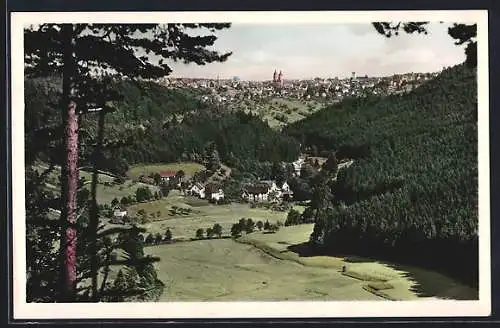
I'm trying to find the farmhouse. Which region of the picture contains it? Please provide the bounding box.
[159,170,177,183]
[111,207,127,224]
[292,156,306,176]
[205,183,225,202]
[242,183,271,202]
[189,182,206,199]
[242,180,293,202]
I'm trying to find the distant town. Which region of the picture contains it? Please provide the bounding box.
[156,69,442,105]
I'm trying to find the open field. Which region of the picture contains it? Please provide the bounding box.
[127,190,291,239]
[127,162,205,180]
[145,239,382,301]
[34,163,159,205]
[238,225,479,300]
[238,97,324,129]
[96,180,160,205]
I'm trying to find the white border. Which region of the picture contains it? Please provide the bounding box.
[11,10,490,319]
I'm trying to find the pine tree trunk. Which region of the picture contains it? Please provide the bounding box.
[59,24,78,302]
[59,100,79,301]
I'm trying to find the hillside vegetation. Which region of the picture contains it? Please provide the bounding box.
[286,64,478,287]
[25,77,301,176]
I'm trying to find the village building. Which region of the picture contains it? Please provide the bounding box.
[159,170,177,183]
[111,207,127,224]
[205,183,225,202]
[292,156,306,176]
[189,182,206,199]
[242,180,293,203]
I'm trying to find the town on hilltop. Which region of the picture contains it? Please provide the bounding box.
[155,69,441,105]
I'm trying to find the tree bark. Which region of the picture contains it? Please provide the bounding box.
[59,24,78,302]
[59,101,79,301]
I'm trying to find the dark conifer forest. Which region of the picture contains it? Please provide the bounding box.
[286,64,478,286]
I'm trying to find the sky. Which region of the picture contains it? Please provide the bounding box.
[168,22,466,80]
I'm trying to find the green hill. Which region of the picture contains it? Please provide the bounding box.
[285,64,478,288]
[25,78,300,175]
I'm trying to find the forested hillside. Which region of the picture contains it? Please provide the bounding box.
[25,77,300,175]
[286,64,478,287]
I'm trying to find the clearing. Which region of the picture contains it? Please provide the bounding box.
[127,162,205,180]
[145,239,382,301]
[238,224,479,301]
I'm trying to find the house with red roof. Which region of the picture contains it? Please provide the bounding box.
[159,170,177,183]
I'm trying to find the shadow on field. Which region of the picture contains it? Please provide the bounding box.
[287,242,479,300]
[288,242,376,263]
[385,263,479,300]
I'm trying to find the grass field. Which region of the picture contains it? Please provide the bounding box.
[145,239,382,301]
[96,180,160,205]
[238,225,479,300]
[127,162,205,180]
[127,190,290,239]
[237,97,324,130]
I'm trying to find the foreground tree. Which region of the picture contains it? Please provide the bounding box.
[212,223,223,238]
[25,22,232,302]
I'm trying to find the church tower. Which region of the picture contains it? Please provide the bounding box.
[278,70,283,87]
[273,70,278,83]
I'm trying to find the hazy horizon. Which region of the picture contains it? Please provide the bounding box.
[167,22,466,81]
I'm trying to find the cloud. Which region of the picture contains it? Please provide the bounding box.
[343,24,377,36]
[168,23,466,79]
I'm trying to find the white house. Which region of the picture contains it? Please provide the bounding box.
[159,170,176,183]
[242,180,293,203]
[292,156,306,176]
[242,184,270,202]
[189,182,206,199]
[281,181,291,193]
[205,183,225,202]
[210,189,225,201]
[111,207,127,224]
[113,207,127,218]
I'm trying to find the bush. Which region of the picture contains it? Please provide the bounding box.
[195,228,204,239]
[136,186,153,202]
[256,220,264,231]
[285,209,301,226]
[165,229,172,242]
[145,233,155,244]
[245,218,255,234]
[231,223,242,238]
[263,220,271,231]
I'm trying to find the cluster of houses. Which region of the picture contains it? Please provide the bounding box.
[154,70,440,106]
[188,182,225,202]
[241,180,293,203]
[187,179,294,204]
[108,154,312,224]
